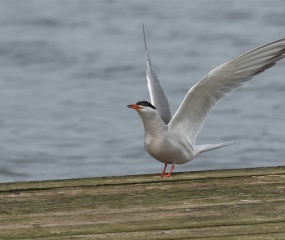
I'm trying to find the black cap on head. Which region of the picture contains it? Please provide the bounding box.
[136,101,156,109]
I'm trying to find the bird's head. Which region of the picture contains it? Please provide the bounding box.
[127,101,166,129]
[127,101,156,113]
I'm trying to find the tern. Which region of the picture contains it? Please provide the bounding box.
[128,27,285,177]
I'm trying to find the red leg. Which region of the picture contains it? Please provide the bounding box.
[162,164,175,178]
[160,163,168,176]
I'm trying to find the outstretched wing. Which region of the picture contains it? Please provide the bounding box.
[168,37,285,145]
[143,25,171,124]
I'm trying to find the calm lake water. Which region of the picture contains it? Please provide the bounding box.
[0,0,285,182]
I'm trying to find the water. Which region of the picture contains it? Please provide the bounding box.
[0,0,285,182]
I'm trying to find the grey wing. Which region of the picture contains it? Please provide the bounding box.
[168,37,285,145]
[143,25,171,124]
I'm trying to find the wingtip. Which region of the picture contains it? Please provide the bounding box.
[142,24,152,68]
[142,23,147,52]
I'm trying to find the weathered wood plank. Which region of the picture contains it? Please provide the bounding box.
[0,166,285,239]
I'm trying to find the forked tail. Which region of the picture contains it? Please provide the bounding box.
[195,141,235,155]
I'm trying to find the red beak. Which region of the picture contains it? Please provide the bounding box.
[127,104,142,110]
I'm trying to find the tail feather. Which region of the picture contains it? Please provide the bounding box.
[195,141,235,155]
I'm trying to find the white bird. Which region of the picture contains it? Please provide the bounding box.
[128,26,285,177]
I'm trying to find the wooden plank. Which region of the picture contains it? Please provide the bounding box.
[0,166,285,239]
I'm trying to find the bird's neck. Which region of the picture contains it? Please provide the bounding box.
[137,111,167,137]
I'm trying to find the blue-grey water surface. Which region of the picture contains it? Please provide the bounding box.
[0,0,285,182]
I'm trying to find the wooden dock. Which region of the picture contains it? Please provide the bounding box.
[0,166,285,239]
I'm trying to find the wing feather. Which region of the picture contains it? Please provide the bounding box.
[143,25,171,124]
[168,37,285,145]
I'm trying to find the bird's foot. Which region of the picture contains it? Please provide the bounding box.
[162,173,171,178]
[161,164,175,178]
[155,164,175,177]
